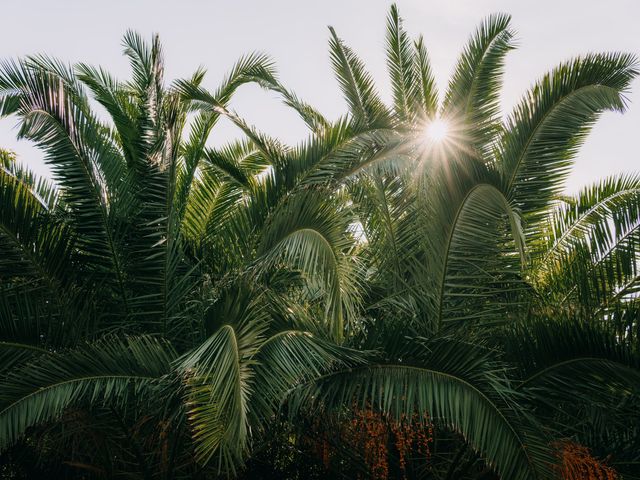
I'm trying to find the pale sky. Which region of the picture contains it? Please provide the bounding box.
[1,0,638,193]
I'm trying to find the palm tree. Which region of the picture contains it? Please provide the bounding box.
[0,5,639,480]
[223,5,638,479]
[0,34,362,478]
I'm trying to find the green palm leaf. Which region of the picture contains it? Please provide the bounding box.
[443,13,514,158]
[536,174,640,310]
[290,335,553,479]
[329,26,391,128]
[257,189,363,341]
[0,335,176,451]
[499,53,638,231]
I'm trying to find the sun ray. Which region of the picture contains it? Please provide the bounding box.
[425,119,449,143]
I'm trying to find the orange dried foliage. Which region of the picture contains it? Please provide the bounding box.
[342,407,433,480]
[322,438,331,470]
[555,441,617,480]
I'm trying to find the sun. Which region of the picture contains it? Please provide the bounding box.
[424,118,449,143]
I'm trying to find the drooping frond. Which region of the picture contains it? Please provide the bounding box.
[0,336,176,451]
[260,81,330,133]
[0,153,72,289]
[535,174,640,310]
[179,318,266,473]
[257,189,363,341]
[503,317,640,450]
[174,53,278,220]
[253,330,365,418]
[423,163,527,332]
[0,11,638,479]
[0,60,131,317]
[290,335,553,480]
[507,317,640,397]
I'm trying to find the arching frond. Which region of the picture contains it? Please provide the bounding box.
[536,174,640,310]
[180,318,266,473]
[503,317,640,450]
[423,166,527,332]
[257,189,363,341]
[0,155,72,288]
[499,53,638,231]
[0,336,176,451]
[290,335,553,480]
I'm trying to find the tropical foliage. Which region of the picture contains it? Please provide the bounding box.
[1,5,639,479]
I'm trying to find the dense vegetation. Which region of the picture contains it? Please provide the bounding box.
[1,5,639,479]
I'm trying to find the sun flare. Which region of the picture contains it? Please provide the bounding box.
[424,118,449,143]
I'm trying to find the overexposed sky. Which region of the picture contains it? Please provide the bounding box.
[1,0,638,192]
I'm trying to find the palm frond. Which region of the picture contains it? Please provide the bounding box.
[257,189,363,341]
[0,59,131,317]
[503,317,640,448]
[386,4,418,122]
[0,155,72,289]
[180,317,266,473]
[443,13,514,158]
[290,335,553,480]
[536,174,640,310]
[0,335,176,451]
[413,35,438,117]
[423,165,527,332]
[499,53,638,231]
[328,26,391,128]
